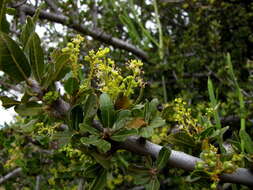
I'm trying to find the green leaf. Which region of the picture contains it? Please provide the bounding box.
[144,99,159,122]
[14,102,42,116]
[155,147,171,170]
[25,32,44,83]
[99,93,115,128]
[133,175,150,185]
[148,116,166,128]
[84,164,102,178]
[52,131,73,148]
[110,129,137,141]
[96,139,111,153]
[20,17,35,47]
[167,131,196,148]
[89,168,107,190]
[81,136,100,145]
[82,94,98,122]
[145,177,160,190]
[43,52,70,88]
[69,105,83,131]
[0,96,20,108]
[199,127,214,140]
[20,119,38,133]
[90,151,111,169]
[64,77,79,95]
[81,136,111,153]
[79,123,99,135]
[239,130,253,154]
[0,32,31,82]
[0,0,9,33]
[139,126,154,138]
[210,126,229,140]
[207,77,221,129]
[113,117,132,131]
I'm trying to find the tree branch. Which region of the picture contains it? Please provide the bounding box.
[122,136,253,187]
[12,5,148,61]
[0,167,22,184]
[44,0,60,14]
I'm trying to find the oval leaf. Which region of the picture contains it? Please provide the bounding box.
[110,129,137,142]
[14,102,42,116]
[89,168,107,190]
[20,16,35,47]
[99,93,115,128]
[25,32,44,83]
[64,77,79,95]
[0,32,31,82]
[0,96,20,108]
[155,146,171,170]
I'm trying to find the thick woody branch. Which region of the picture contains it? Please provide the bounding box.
[122,136,253,187]
[0,167,22,184]
[12,5,148,61]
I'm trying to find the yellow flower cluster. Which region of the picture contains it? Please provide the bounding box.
[151,127,168,144]
[58,144,94,164]
[62,34,84,78]
[84,48,143,100]
[42,91,59,105]
[196,142,243,189]
[5,145,23,169]
[36,122,56,136]
[172,98,203,136]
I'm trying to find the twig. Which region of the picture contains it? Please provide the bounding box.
[11,0,27,8]
[77,178,84,190]
[10,4,148,61]
[35,175,40,190]
[0,167,22,184]
[44,0,60,14]
[0,80,22,92]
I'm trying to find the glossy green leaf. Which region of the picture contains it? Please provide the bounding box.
[239,130,253,154]
[139,126,154,138]
[90,151,111,169]
[208,77,221,129]
[167,131,196,148]
[110,129,137,141]
[21,119,38,133]
[20,17,35,47]
[14,102,42,116]
[81,135,99,145]
[64,77,79,95]
[112,117,132,131]
[69,105,83,131]
[89,168,107,190]
[210,126,229,140]
[96,139,111,153]
[82,94,98,122]
[79,123,99,135]
[84,164,102,178]
[0,32,31,82]
[44,52,70,88]
[145,177,160,190]
[25,32,44,83]
[0,96,20,108]
[133,175,150,185]
[148,116,166,128]
[155,146,171,170]
[99,93,115,128]
[81,136,111,153]
[144,98,159,122]
[0,0,9,33]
